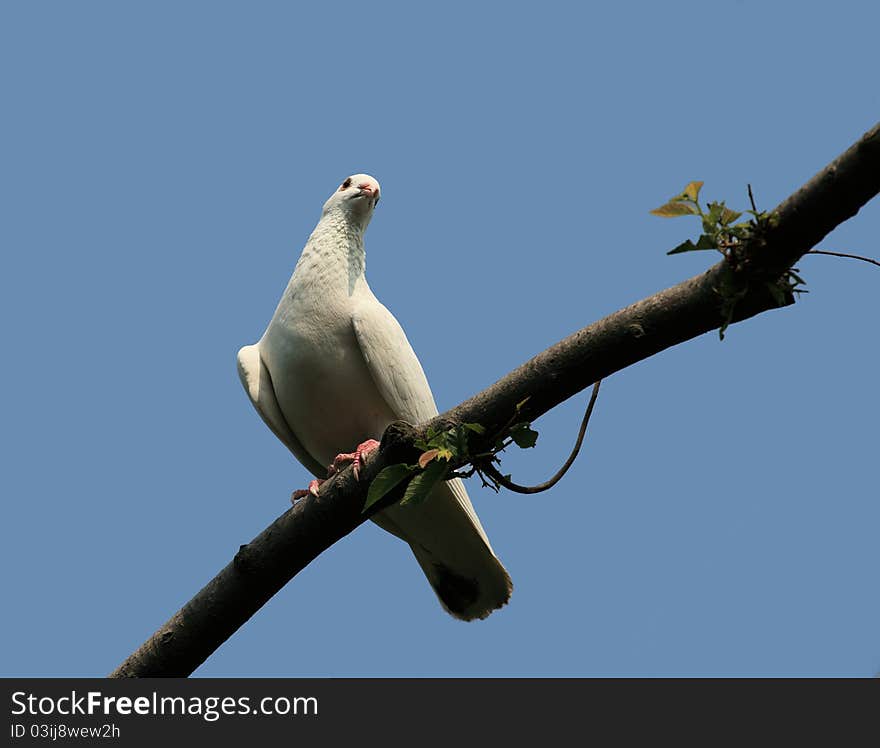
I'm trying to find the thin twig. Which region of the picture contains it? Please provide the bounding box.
[480,381,601,494]
[748,183,758,213]
[807,249,880,268]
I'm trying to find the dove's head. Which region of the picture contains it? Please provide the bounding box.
[322,174,381,229]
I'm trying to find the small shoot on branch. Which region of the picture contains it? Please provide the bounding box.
[651,181,803,339]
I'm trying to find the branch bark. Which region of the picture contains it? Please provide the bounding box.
[110,121,880,678]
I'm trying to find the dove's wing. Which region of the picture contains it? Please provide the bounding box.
[352,294,510,620]
[237,343,327,477]
[351,296,439,425]
[351,293,485,540]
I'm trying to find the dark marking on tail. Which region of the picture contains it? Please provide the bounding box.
[432,564,480,615]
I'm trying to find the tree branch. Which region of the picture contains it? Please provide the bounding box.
[110,121,880,678]
[807,249,880,268]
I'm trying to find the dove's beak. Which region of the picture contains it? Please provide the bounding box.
[357,182,378,197]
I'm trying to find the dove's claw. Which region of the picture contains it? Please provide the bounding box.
[328,439,381,481]
[352,439,380,480]
[291,479,323,503]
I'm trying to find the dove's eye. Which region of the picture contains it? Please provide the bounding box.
[340,178,352,190]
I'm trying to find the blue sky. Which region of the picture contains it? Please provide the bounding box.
[2,1,878,677]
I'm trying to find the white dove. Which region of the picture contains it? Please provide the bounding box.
[237,174,512,620]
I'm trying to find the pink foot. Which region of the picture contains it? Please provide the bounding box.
[328,439,381,481]
[291,479,323,503]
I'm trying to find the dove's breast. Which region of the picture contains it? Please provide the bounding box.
[260,297,396,470]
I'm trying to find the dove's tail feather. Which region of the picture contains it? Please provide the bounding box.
[372,476,512,621]
[412,545,513,621]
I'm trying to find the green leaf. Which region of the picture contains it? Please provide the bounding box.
[705,201,725,227]
[414,426,436,451]
[683,181,704,202]
[463,422,486,434]
[422,425,457,452]
[650,201,700,218]
[695,234,717,249]
[401,459,448,507]
[515,397,531,413]
[364,464,416,512]
[720,207,742,225]
[509,422,539,449]
[668,234,719,255]
[667,239,697,255]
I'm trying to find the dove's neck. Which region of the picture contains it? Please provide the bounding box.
[297,212,368,296]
